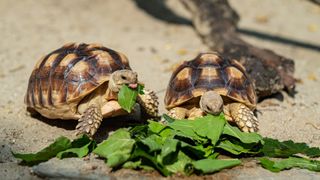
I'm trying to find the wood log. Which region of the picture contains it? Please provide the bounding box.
[180,0,295,98]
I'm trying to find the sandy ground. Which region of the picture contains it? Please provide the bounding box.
[0,0,320,179]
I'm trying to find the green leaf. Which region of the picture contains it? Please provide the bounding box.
[162,114,176,123]
[180,142,210,159]
[56,135,95,159]
[207,152,220,159]
[259,157,281,172]
[140,134,163,152]
[262,137,320,158]
[216,140,260,155]
[166,151,192,174]
[223,123,263,144]
[122,160,155,171]
[93,129,135,168]
[130,144,171,176]
[193,114,225,146]
[137,84,144,94]
[147,120,166,134]
[159,128,175,139]
[160,139,180,164]
[56,143,91,159]
[118,84,144,113]
[169,120,206,142]
[13,136,71,165]
[169,120,195,137]
[129,125,149,140]
[188,159,241,174]
[260,157,320,172]
[122,160,142,169]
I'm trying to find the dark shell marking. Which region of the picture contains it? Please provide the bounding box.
[164,52,257,109]
[25,43,131,109]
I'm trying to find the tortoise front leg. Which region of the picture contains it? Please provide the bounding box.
[168,107,205,120]
[168,107,188,120]
[137,89,159,117]
[187,107,205,120]
[225,103,258,132]
[76,100,130,137]
[76,105,103,137]
[223,106,234,123]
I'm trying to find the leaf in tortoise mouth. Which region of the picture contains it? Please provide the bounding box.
[118,84,144,113]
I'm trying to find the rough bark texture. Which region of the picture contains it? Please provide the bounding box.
[180,0,295,98]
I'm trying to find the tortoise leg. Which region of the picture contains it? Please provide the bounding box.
[223,106,234,123]
[227,103,258,132]
[76,105,103,137]
[168,107,188,120]
[187,107,205,120]
[137,89,159,117]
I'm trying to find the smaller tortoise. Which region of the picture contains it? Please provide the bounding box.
[25,43,158,137]
[164,52,258,132]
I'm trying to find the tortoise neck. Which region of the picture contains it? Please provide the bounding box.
[106,88,118,101]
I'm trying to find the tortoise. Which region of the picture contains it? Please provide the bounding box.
[25,43,158,137]
[164,52,258,132]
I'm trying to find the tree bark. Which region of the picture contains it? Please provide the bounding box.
[180,0,295,98]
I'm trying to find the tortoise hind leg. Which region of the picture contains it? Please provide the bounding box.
[76,105,103,137]
[225,103,258,132]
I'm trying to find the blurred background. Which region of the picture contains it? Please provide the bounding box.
[0,0,319,178]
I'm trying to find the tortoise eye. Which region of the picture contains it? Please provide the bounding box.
[205,105,212,111]
[121,75,127,80]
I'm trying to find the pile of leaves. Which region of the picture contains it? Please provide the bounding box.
[13,85,320,176]
[13,115,320,176]
[94,114,257,175]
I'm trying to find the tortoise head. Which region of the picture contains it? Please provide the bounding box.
[109,69,138,92]
[199,90,224,115]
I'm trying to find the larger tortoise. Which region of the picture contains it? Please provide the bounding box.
[164,52,258,132]
[25,43,158,137]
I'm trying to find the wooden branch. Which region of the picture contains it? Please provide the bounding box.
[180,0,295,98]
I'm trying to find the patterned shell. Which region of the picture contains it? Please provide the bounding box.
[164,52,257,110]
[25,43,131,110]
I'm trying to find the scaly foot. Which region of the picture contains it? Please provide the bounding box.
[76,105,103,137]
[228,103,258,132]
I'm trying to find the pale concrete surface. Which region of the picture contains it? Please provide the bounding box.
[0,0,319,179]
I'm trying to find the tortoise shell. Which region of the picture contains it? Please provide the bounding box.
[164,52,257,110]
[25,43,131,119]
